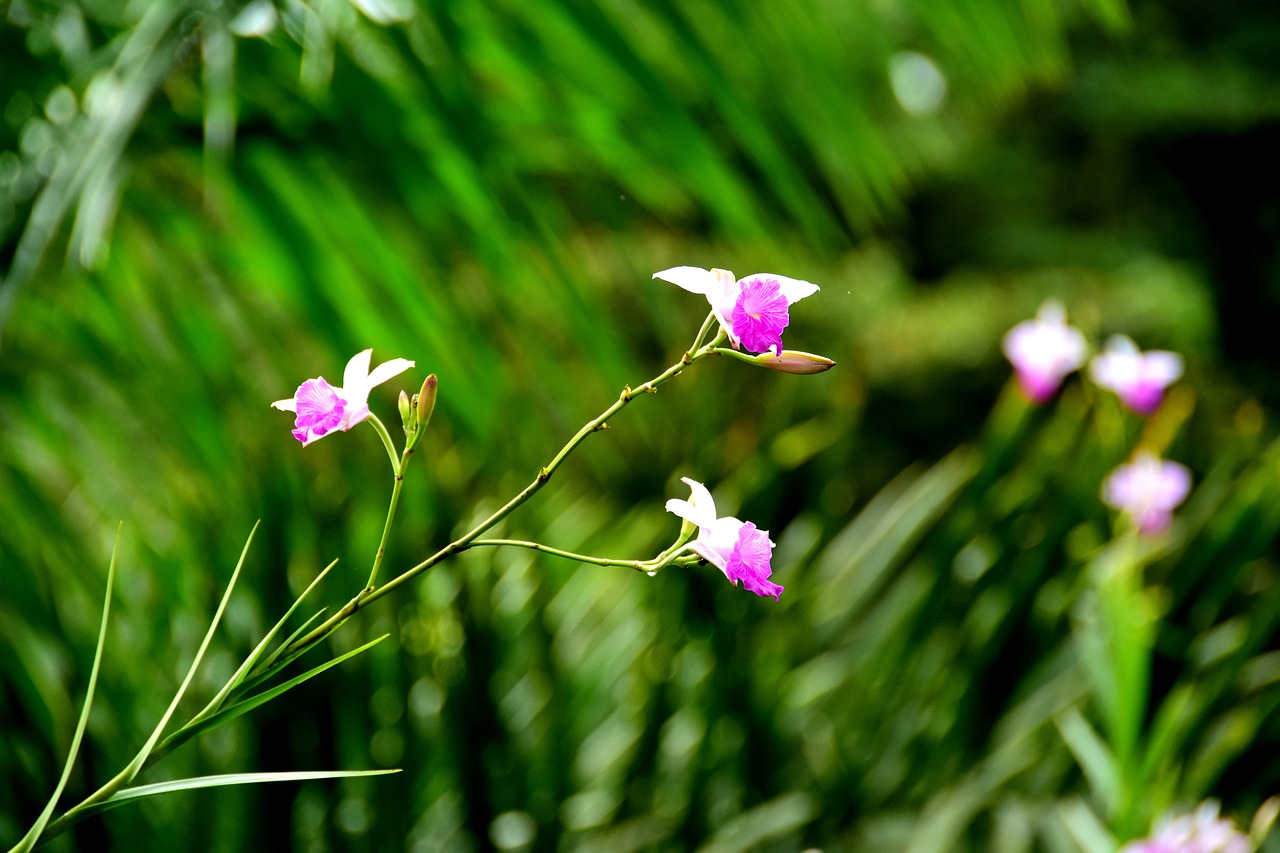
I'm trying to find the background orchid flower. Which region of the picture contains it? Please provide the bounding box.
[653,266,820,355]
[272,349,415,445]
[1120,801,1250,853]
[1102,451,1193,535]
[664,476,782,600]
[1089,335,1184,415]
[1002,300,1088,403]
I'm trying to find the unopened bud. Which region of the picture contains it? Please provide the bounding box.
[416,374,438,433]
[755,350,836,375]
[398,390,413,432]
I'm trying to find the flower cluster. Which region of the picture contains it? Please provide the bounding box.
[1120,801,1251,853]
[1003,302,1193,535]
[1002,302,1182,415]
[274,265,828,601]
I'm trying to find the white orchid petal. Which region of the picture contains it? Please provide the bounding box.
[679,477,719,524]
[1143,351,1184,384]
[653,266,718,296]
[343,349,374,393]
[688,540,728,571]
[271,398,297,412]
[366,358,415,389]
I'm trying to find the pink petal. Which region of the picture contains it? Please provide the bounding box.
[730,278,790,355]
[740,273,818,305]
[723,522,781,599]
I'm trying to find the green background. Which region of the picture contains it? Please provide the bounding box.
[1,0,1278,850]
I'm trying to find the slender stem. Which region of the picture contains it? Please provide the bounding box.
[468,539,654,571]
[252,326,718,679]
[690,309,718,353]
[367,447,411,590]
[366,414,399,473]
[470,539,703,570]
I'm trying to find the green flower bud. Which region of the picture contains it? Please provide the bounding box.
[415,374,438,433]
[754,350,836,375]
[398,390,413,433]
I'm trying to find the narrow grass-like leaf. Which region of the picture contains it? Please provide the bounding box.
[1055,707,1118,808]
[147,634,389,767]
[1058,798,1119,853]
[114,522,257,786]
[43,770,400,831]
[260,606,330,673]
[188,557,337,725]
[9,528,121,853]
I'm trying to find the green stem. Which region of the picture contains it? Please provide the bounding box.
[690,309,718,352]
[366,413,399,473]
[252,330,718,679]
[367,446,411,590]
[467,539,703,571]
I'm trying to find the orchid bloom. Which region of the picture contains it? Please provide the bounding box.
[1120,801,1250,853]
[272,349,415,445]
[653,266,820,356]
[1002,300,1088,403]
[1089,335,1184,415]
[1101,451,1192,536]
[665,477,782,600]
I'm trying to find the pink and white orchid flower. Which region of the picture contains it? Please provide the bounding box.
[653,266,820,356]
[272,349,415,446]
[1120,801,1250,853]
[665,477,782,600]
[1101,451,1192,536]
[1002,300,1088,403]
[1089,335,1183,415]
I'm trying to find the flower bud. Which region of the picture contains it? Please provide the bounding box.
[398,390,413,432]
[754,350,836,375]
[415,374,438,433]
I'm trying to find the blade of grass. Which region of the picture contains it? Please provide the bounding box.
[188,557,337,725]
[9,527,121,853]
[41,769,400,837]
[146,633,389,767]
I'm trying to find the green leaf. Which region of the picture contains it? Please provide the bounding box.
[1057,798,1118,853]
[188,557,337,725]
[51,769,401,825]
[120,523,258,778]
[149,634,390,766]
[10,527,121,853]
[1055,707,1118,809]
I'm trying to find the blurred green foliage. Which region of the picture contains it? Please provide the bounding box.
[1,0,1279,851]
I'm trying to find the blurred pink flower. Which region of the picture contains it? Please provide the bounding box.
[1120,801,1250,853]
[1002,301,1088,403]
[272,349,414,445]
[665,477,782,600]
[1102,451,1192,535]
[653,266,819,355]
[1090,336,1184,415]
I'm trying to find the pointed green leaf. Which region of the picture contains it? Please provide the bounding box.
[10,527,121,853]
[120,522,258,783]
[149,634,389,766]
[50,770,400,826]
[189,557,337,724]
